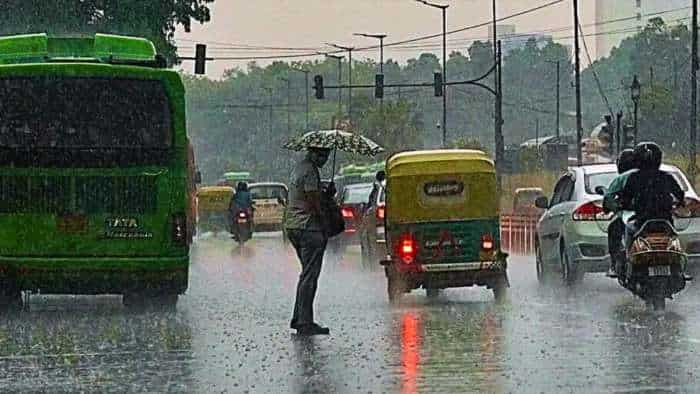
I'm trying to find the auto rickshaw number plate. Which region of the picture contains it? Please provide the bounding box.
[649,265,671,276]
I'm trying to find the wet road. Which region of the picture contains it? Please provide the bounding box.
[3,233,700,393]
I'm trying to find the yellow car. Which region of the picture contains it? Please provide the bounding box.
[249,183,288,232]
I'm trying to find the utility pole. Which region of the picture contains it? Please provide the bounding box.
[691,0,698,183]
[292,67,310,130]
[327,43,354,125]
[545,60,561,139]
[416,0,449,147]
[574,0,583,166]
[323,53,344,119]
[496,40,504,192]
[281,77,291,135]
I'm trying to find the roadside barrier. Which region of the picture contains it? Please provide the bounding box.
[500,214,538,255]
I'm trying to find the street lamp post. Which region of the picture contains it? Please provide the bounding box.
[631,74,641,145]
[354,33,387,108]
[291,67,310,130]
[322,53,344,117]
[416,0,449,147]
[327,43,355,125]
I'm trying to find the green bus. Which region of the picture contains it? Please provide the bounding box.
[0,33,196,307]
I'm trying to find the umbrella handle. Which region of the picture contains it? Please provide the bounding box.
[331,148,337,179]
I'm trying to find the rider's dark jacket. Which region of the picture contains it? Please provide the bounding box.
[618,169,684,222]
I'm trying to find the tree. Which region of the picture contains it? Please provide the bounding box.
[0,0,214,63]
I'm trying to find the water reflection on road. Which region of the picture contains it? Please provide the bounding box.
[2,232,700,392]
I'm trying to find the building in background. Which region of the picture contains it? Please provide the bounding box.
[489,24,555,56]
[595,0,690,59]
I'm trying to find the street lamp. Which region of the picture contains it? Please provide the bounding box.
[415,0,449,147]
[630,74,641,145]
[326,43,354,124]
[353,33,387,74]
[319,52,344,116]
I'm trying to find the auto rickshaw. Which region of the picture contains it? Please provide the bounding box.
[248,182,288,232]
[381,150,509,302]
[196,186,235,234]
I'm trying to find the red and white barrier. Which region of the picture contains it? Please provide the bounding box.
[500,215,538,255]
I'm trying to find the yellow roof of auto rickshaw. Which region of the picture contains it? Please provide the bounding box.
[386,149,495,177]
[197,186,234,194]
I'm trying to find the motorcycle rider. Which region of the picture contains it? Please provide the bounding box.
[603,149,638,276]
[230,181,254,238]
[618,142,684,250]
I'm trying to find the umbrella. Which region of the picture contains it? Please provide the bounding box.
[283,129,384,177]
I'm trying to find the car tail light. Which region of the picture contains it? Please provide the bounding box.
[172,213,187,245]
[397,233,418,265]
[573,201,613,221]
[376,203,385,221]
[341,207,354,219]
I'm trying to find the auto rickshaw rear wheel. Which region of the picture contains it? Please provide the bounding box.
[386,268,405,304]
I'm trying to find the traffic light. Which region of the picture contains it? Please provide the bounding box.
[194,44,207,75]
[313,75,324,99]
[434,72,443,97]
[375,74,384,99]
[623,124,636,149]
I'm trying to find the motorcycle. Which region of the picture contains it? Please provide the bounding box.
[614,209,691,311]
[231,208,254,245]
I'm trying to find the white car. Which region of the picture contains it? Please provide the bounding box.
[535,164,700,284]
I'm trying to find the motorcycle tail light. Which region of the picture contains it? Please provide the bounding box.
[238,211,248,219]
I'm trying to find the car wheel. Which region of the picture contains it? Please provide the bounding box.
[535,243,548,284]
[561,246,582,286]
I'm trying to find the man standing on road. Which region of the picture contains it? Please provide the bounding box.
[285,147,332,336]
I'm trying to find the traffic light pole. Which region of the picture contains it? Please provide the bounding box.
[574,0,583,166]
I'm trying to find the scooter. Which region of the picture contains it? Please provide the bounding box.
[231,208,253,245]
[615,211,691,311]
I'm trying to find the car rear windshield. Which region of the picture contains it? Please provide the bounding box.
[586,170,690,195]
[0,77,172,149]
[250,186,288,200]
[343,185,372,204]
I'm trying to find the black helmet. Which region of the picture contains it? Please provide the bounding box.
[616,149,637,173]
[236,181,248,192]
[633,142,662,171]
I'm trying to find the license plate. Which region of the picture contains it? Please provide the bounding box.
[649,265,671,276]
[237,219,248,223]
[57,215,88,233]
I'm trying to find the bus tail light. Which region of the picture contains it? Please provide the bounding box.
[397,233,418,265]
[172,213,187,245]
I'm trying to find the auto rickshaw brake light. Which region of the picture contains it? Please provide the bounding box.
[397,233,418,264]
[481,234,495,251]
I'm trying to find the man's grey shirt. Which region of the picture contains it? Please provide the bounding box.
[284,157,322,231]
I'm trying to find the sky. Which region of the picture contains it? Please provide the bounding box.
[174,0,599,79]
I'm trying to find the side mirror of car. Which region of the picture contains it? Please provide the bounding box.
[594,186,607,196]
[194,171,202,184]
[535,196,549,209]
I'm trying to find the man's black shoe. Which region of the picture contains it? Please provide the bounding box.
[296,323,330,336]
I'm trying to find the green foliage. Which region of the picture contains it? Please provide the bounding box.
[451,137,486,152]
[0,0,214,63]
